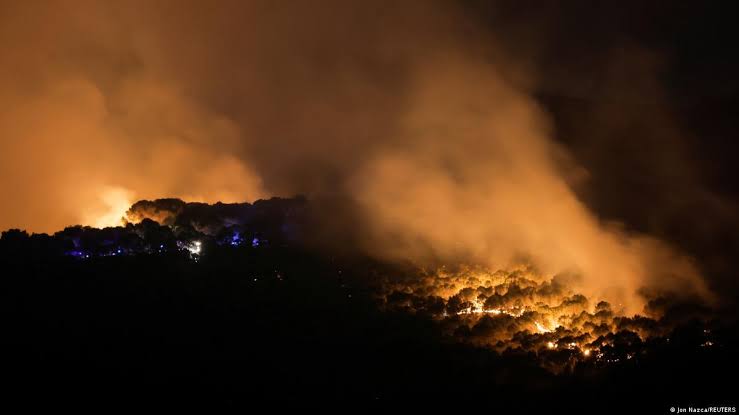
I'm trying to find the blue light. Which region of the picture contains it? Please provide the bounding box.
[230,231,242,246]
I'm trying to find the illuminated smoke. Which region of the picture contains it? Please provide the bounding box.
[350,60,712,312]
[0,1,713,311]
[81,186,133,228]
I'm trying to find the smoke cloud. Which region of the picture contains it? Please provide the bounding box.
[0,0,714,311]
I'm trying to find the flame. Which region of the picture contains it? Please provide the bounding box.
[377,265,690,372]
[535,321,551,333]
[82,186,133,228]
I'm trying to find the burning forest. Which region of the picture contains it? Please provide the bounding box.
[1,0,738,411]
[377,264,719,374]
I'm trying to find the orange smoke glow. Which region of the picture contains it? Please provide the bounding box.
[82,187,133,228]
[0,0,714,317]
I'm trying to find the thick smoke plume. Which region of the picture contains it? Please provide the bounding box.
[0,0,712,311]
[351,60,710,313]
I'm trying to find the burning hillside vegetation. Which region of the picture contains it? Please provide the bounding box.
[1,197,722,375]
[377,264,718,373]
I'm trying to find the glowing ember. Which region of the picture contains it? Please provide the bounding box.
[377,264,695,372]
[535,321,551,333]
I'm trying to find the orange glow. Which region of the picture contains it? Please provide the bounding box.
[535,321,552,333]
[378,265,684,371]
[0,1,713,333]
[82,187,133,228]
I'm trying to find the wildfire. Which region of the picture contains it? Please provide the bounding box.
[535,321,552,333]
[377,264,688,372]
[82,186,133,228]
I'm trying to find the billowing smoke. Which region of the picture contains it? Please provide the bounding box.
[0,0,714,311]
[350,59,711,313]
[0,0,268,231]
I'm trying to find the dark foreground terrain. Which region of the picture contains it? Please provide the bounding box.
[1,213,737,411]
